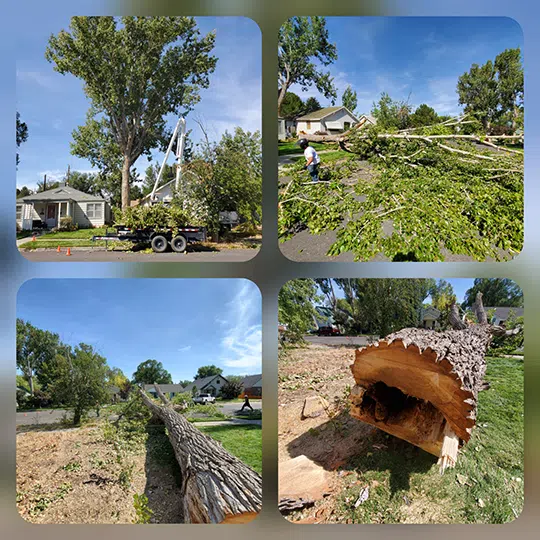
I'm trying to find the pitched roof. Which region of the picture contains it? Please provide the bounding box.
[183,374,228,393]
[421,306,441,320]
[484,307,524,320]
[143,383,185,393]
[17,185,105,203]
[296,106,348,121]
[241,374,262,388]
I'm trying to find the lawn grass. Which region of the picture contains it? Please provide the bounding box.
[19,227,111,249]
[279,141,332,155]
[334,356,523,524]
[197,424,262,474]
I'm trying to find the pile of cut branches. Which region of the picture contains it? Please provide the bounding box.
[114,202,203,230]
[279,118,523,261]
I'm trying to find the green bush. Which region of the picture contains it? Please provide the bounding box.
[58,216,78,231]
[115,203,200,229]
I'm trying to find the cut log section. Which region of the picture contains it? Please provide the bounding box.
[138,384,262,523]
[349,323,494,469]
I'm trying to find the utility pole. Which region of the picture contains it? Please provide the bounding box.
[66,164,71,185]
[43,174,47,192]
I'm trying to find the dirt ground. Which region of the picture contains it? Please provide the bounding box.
[16,425,182,524]
[279,344,382,523]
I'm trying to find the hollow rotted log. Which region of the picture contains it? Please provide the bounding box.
[349,320,494,470]
[137,384,262,523]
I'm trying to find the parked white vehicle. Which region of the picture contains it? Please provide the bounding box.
[192,393,216,405]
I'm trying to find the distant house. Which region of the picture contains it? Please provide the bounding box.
[107,385,122,403]
[420,306,441,330]
[313,306,337,332]
[296,106,359,135]
[485,307,524,326]
[240,374,262,398]
[16,183,111,230]
[183,374,229,397]
[356,114,377,129]
[278,117,298,141]
[137,179,176,207]
[144,383,186,400]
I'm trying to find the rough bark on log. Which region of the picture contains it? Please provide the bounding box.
[138,385,262,523]
[349,324,493,459]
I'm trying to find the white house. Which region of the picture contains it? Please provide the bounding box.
[356,114,377,129]
[296,106,359,135]
[138,179,175,206]
[485,306,524,326]
[16,183,111,230]
[143,383,186,399]
[183,374,229,397]
[278,117,298,141]
[420,306,441,330]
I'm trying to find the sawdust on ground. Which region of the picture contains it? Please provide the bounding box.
[278,344,376,523]
[16,426,183,524]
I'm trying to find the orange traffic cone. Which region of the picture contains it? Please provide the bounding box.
[66,248,72,256]
[57,245,61,253]
[32,234,36,241]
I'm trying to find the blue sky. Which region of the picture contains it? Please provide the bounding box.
[15,16,261,189]
[288,17,523,116]
[17,279,262,382]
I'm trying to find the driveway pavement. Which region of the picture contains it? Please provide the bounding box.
[304,335,377,347]
[19,248,258,262]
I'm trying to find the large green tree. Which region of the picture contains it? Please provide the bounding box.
[278,17,338,115]
[494,48,524,132]
[46,16,217,210]
[462,279,523,309]
[16,319,59,395]
[132,359,173,385]
[278,279,320,343]
[194,365,223,380]
[427,279,456,330]
[66,170,101,194]
[342,85,357,114]
[16,112,28,167]
[410,103,439,127]
[279,92,305,119]
[371,93,412,130]
[333,279,431,337]
[304,97,322,114]
[51,343,109,424]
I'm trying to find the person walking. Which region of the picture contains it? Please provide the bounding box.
[240,395,254,412]
[298,138,321,182]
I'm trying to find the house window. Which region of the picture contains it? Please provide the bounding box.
[86,203,102,219]
[16,205,22,220]
[344,122,351,131]
[306,121,311,130]
[216,379,220,385]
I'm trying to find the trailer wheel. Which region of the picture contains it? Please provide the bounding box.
[151,235,168,253]
[171,235,187,253]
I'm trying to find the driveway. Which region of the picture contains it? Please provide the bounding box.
[19,248,258,262]
[218,401,262,416]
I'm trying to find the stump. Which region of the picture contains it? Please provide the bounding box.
[138,385,262,523]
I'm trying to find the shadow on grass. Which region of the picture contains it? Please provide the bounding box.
[286,411,435,494]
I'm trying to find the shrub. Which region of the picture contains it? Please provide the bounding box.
[115,203,200,229]
[221,380,244,399]
[58,216,78,231]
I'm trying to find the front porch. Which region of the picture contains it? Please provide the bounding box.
[18,200,74,230]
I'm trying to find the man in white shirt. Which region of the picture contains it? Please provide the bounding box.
[298,138,321,182]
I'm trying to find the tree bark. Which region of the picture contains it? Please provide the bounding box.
[137,385,262,523]
[121,155,131,211]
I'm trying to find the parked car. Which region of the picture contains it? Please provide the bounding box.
[192,393,216,405]
[317,325,341,336]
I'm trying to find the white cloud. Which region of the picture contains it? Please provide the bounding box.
[219,282,261,372]
[427,77,462,116]
[16,70,58,91]
[178,345,192,352]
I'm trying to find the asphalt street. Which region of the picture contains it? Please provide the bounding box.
[304,335,375,347]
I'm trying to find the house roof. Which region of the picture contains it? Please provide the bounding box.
[183,374,228,393]
[143,383,185,393]
[241,374,262,388]
[297,106,354,121]
[358,114,377,125]
[421,306,441,320]
[484,307,524,321]
[17,184,105,203]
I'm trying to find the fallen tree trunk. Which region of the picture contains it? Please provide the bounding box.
[349,293,517,471]
[137,385,262,523]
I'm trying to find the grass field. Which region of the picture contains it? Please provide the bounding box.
[334,356,524,524]
[19,227,110,249]
[198,424,262,474]
[279,141,333,155]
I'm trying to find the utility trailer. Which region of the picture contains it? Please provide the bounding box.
[92,225,206,253]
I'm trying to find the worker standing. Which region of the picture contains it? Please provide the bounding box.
[298,138,321,182]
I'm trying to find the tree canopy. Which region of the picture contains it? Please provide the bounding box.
[371,92,412,130]
[342,85,357,114]
[194,365,223,380]
[280,92,305,119]
[46,16,217,210]
[410,104,439,127]
[457,48,523,133]
[278,17,337,115]
[16,112,28,166]
[132,359,173,385]
[304,97,322,114]
[278,279,320,342]
[462,279,523,309]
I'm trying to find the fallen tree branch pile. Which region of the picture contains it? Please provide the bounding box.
[138,384,262,523]
[349,293,522,472]
[279,117,523,261]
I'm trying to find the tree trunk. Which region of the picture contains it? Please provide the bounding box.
[138,385,262,523]
[277,85,288,118]
[27,369,34,396]
[121,156,131,211]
